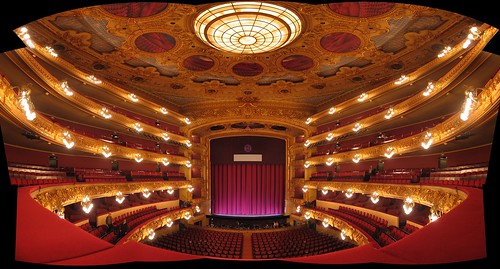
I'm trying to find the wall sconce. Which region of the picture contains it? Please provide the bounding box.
[421,132,433,149]
[322,218,330,228]
[133,122,143,132]
[184,211,192,220]
[328,107,336,114]
[302,185,308,193]
[303,161,310,168]
[100,107,112,119]
[345,188,354,198]
[81,195,93,213]
[160,107,168,114]
[142,188,151,198]
[128,93,139,102]
[460,89,479,121]
[462,26,481,49]
[304,211,311,220]
[162,133,170,141]
[185,140,192,147]
[437,46,452,58]
[326,132,334,141]
[384,147,395,158]
[60,81,73,96]
[187,185,194,192]
[305,117,312,124]
[325,157,334,166]
[62,131,75,149]
[322,187,329,195]
[102,145,112,158]
[147,228,155,240]
[184,117,191,125]
[394,74,409,85]
[195,205,201,213]
[370,191,380,204]
[115,191,125,204]
[422,81,435,96]
[167,186,174,195]
[162,157,170,166]
[18,88,37,121]
[352,122,362,132]
[403,196,415,215]
[357,92,367,102]
[87,75,102,84]
[166,218,173,227]
[134,153,143,163]
[384,107,395,119]
[185,161,192,168]
[304,140,310,147]
[352,154,361,163]
[296,205,301,213]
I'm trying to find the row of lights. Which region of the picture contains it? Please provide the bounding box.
[304,26,482,127]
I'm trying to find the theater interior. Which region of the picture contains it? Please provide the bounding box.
[1,1,499,268]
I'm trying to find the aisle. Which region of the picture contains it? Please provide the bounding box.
[241,232,253,259]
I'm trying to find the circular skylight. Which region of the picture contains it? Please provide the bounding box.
[194,1,302,54]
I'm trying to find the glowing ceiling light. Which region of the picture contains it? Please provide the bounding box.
[384,147,395,158]
[134,153,143,163]
[128,93,139,102]
[328,107,336,114]
[162,157,170,166]
[325,157,334,166]
[160,107,168,114]
[352,154,361,163]
[62,131,74,149]
[463,26,481,49]
[102,145,112,158]
[371,191,380,204]
[394,74,409,85]
[194,1,302,54]
[326,132,334,141]
[17,27,35,48]
[403,196,415,215]
[357,92,368,102]
[421,131,433,149]
[81,195,93,213]
[60,81,73,96]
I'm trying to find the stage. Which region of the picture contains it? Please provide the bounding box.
[206,214,290,229]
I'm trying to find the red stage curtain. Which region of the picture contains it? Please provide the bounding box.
[211,163,285,216]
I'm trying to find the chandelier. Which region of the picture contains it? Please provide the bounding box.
[322,218,330,228]
[142,188,151,198]
[194,1,302,54]
[102,145,112,158]
[62,131,74,149]
[345,188,354,198]
[322,187,329,195]
[147,228,156,240]
[167,186,174,195]
[187,185,194,192]
[115,191,125,204]
[17,87,37,121]
[370,191,380,204]
[403,196,415,215]
[166,218,174,227]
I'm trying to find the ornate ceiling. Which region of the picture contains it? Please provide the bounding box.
[1,1,499,160]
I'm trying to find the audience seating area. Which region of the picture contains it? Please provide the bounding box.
[252,227,356,258]
[146,227,243,258]
[8,163,76,186]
